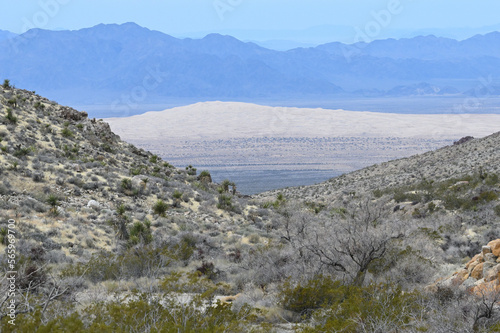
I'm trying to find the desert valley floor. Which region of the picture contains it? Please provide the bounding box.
[106,102,500,193]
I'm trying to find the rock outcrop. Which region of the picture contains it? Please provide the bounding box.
[435,239,500,295]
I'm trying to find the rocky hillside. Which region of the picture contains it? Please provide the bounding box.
[259,130,500,202]
[0,83,262,259]
[1,82,500,332]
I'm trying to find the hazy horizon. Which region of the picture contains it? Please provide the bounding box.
[2,1,500,47]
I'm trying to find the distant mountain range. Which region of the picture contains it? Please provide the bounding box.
[0,29,16,41]
[0,23,499,116]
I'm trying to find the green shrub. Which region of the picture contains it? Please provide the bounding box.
[128,220,152,246]
[217,194,233,211]
[121,178,132,190]
[248,233,261,244]
[5,108,17,123]
[47,194,59,208]
[443,194,465,210]
[198,170,212,183]
[280,276,423,331]
[153,199,168,217]
[7,98,17,108]
[2,79,11,89]
[130,166,144,175]
[3,286,251,332]
[61,127,74,138]
[478,190,498,202]
[33,101,45,110]
[149,154,159,163]
[427,201,436,213]
[186,165,197,176]
[13,147,30,158]
[0,227,8,245]
[173,190,183,200]
[279,276,346,319]
[172,237,195,262]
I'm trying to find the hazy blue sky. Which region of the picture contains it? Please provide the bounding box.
[2,0,500,41]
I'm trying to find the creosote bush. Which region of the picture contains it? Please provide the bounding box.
[280,276,422,331]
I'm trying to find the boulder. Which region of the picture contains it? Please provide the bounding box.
[452,269,469,285]
[218,293,242,304]
[466,253,482,269]
[471,262,484,280]
[487,239,500,257]
[484,264,500,282]
[453,136,474,145]
[87,200,100,209]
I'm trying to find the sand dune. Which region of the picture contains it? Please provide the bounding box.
[104,102,500,192]
[105,101,500,141]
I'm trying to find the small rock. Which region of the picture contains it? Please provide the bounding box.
[56,207,65,216]
[87,200,100,209]
[72,164,83,173]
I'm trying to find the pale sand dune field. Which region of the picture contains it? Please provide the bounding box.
[105,102,500,193]
[105,101,500,140]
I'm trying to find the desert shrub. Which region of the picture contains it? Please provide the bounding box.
[34,101,45,110]
[44,250,68,264]
[248,233,261,244]
[186,165,197,176]
[153,199,168,217]
[149,154,159,163]
[0,227,8,245]
[279,276,346,319]
[46,194,59,215]
[61,251,119,282]
[17,263,48,292]
[443,194,465,210]
[173,190,183,200]
[5,108,17,123]
[61,127,74,138]
[280,276,423,331]
[62,246,173,282]
[171,234,198,262]
[13,147,30,158]
[495,205,500,217]
[119,177,138,196]
[478,190,498,202]
[217,194,233,211]
[128,220,153,246]
[20,197,47,213]
[32,172,44,182]
[198,170,212,183]
[196,261,218,280]
[1,288,253,333]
